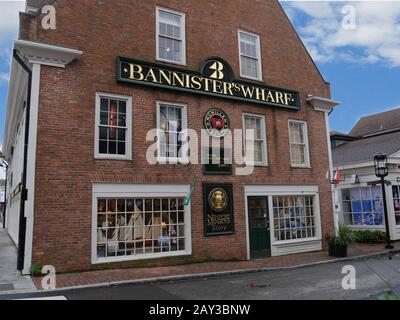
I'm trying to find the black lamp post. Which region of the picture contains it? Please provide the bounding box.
[374,153,394,250]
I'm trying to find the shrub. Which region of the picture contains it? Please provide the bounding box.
[330,224,355,247]
[353,230,386,244]
[30,264,44,277]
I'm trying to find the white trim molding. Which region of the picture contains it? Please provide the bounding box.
[288,120,311,168]
[14,40,83,68]
[94,92,133,161]
[91,183,192,265]
[156,6,186,66]
[244,185,322,259]
[307,95,340,113]
[242,113,268,166]
[238,29,263,81]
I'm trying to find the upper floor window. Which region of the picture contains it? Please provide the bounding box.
[243,113,268,166]
[95,93,132,160]
[289,120,310,168]
[238,30,262,81]
[156,101,187,163]
[156,7,186,65]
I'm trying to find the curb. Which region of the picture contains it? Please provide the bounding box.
[1,249,399,297]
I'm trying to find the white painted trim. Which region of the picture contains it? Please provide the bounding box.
[324,112,338,235]
[238,29,263,81]
[156,6,186,66]
[91,183,192,265]
[244,185,323,259]
[288,120,311,168]
[307,96,340,113]
[14,40,82,68]
[22,63,41,275]
[156,101,188,164]
[242,113,269,166]
[245,185,319,194]
[94,92,133,161]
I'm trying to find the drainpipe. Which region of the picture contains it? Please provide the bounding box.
[12,49,32,272]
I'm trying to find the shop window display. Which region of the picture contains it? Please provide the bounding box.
[341,187,384,226]
[393,186,400,225]
[273,195,316,241]
[96,198,185,259]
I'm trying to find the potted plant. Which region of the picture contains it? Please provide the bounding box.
[329,224,354,258]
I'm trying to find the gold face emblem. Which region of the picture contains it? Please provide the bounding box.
[208,188,228,212]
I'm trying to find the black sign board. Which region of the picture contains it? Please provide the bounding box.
[117,56,301,110]
[203,147,232,175]
[203,184,234,236]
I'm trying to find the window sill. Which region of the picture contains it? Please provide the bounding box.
[157,157,190,165]
[93,250,192,265]
[273,237,322,247]
[240,74,264,83]
[95,155,132,161]
[156,58,187,67]
[291,165,312,169]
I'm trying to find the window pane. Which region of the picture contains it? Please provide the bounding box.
[97,97,129,156]
[272,195,315,242]
[159,10,181,39]
[158,105,184,159]
[241,56,258,79]
[341,187,384,226]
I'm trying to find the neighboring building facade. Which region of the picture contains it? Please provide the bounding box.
[3,0,338,274]
[332,108,400,241]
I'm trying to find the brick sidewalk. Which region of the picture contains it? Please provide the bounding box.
[32,242,400,290]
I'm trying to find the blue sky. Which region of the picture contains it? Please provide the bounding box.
[1,0,400,151]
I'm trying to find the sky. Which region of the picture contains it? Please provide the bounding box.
[0,0,400,158]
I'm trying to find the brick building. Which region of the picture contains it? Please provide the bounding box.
[3,0,339,274]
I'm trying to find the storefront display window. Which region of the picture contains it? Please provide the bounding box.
[273,195,316,241]
[341,187,384,226]
[96,198,185,259]
[393,186,400,225]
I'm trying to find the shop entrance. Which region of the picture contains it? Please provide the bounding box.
[248,197,271,259]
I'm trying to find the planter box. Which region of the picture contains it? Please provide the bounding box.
[329,244,348,258]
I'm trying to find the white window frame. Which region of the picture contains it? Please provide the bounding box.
[156,101,188,164]
[92,183,192,264]
[95,92,133,160]
[156,6,186,65]
[244,185,322,259]
[288,120,311,168]
[238,29,263,81]
[242,113,268,166]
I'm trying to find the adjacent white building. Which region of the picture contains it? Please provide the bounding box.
[331,108,400,241]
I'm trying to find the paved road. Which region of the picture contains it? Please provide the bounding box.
[1,254,400,300]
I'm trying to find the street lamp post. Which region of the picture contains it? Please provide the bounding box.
[374,153,394,250]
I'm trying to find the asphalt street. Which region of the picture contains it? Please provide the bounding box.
[1,254,400,300]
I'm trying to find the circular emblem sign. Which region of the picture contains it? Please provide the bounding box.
[204,108,230,138]
[208,188,229,212]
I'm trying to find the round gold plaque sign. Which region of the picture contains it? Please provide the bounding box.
[208,188,228,212]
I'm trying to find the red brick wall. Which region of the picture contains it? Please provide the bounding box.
[21,0,334,273]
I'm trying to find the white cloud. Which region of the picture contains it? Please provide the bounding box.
[0,72,9,85]
[283,1,400,67]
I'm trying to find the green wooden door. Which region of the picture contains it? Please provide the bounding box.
[248,197,271,259]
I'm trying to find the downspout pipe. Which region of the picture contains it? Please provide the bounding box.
[12,49,32,272]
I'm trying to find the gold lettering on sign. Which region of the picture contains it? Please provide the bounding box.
[191,76,202,90]
[241,86,255,99]
[145,68,159,83]
[130,64,144,81]
[209,61,225,80]
[266,91,276,103]
[284,93,294,106]
[172,72,185,87]
[159,70,172,85]
[276,92,285,105]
